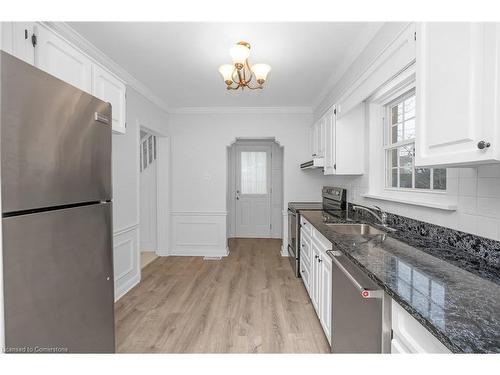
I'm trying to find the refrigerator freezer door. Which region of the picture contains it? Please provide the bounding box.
[0,51,111,214]
[2,202,115,353]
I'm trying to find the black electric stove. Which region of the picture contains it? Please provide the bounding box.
[287,187,347,277]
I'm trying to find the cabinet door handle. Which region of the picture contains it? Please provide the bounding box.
[318,258,322,263]
[314,255,319,259]
[477,140,491,150]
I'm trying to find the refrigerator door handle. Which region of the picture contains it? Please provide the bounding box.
[95,112,110,125]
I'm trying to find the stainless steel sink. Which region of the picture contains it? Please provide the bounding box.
[326,223,386,235]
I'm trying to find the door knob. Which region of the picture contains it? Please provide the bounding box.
[477,140,491,150]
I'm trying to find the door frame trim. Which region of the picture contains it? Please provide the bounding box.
[136,120,171,257]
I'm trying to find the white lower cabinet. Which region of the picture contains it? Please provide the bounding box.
[318,251,332,343]
[300,217,332,345]
[391,300,451,353]
[311,242,321,313]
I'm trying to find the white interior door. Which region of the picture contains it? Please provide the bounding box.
[140,135,157,252]
[234,144,272,238]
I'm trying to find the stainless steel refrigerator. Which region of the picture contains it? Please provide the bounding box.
[1,51,115,353]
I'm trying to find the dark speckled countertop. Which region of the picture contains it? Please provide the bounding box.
[300,210,500,353]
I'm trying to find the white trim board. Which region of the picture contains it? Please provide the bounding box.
[42,22,170,113]
[362,194,458,211]
[114,222,139,236]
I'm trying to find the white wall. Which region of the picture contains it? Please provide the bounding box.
[169,111,335,256]
[312,22,500,241]
[112,87,169,300]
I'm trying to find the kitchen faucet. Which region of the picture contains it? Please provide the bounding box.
[352,205,391,229]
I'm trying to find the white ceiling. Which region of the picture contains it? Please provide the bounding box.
[68,22,382,109]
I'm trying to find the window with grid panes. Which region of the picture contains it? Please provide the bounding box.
[385,90,446,191]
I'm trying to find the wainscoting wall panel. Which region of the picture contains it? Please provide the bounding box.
[113,224,140,301]
[170,212,229,256]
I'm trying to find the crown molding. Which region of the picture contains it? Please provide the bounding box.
[312,22,413,117]
[41,22,170,114]
[169,106,313,115]
[311,23,385,113]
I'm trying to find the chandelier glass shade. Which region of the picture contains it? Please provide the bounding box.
[218,41,271,90]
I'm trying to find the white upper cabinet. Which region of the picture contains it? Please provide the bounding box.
[1,22,127,134]
[1,22,36,65]
[92,65,127,134]
[35,24,92,94]
[415,22,500,167]
[323,106,336,174]
[318,116,326,158]
[310,121,320,158]
[322,103,365,175]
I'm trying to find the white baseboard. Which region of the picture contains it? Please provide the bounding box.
[281,244,289,257]
[114,272,140,302]
[169,248,229,257]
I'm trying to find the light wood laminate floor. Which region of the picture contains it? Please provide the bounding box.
[140,251,158,269]
[115,238,330,353]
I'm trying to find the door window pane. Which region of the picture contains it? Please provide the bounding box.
[142,140,148,170]
[241,152,267,194]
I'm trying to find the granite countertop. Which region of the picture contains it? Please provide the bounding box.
[300,210,500,353]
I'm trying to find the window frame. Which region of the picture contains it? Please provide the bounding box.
[382,87,446,194]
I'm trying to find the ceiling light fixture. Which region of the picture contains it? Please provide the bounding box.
[218,41,271,91]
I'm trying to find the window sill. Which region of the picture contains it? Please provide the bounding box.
[361,194,457,211]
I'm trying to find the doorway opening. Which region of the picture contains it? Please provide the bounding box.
[227,138,284,239]
[139,129,159,269]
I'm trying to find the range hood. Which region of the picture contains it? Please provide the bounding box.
[300,157,324,170]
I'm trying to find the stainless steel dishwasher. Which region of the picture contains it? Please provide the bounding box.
[328,250,391,353]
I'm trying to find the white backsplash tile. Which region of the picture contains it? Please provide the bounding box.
[477,178,500,198]
[325,166,500,241]
[458,177,477,196]
[477,164,500,178]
